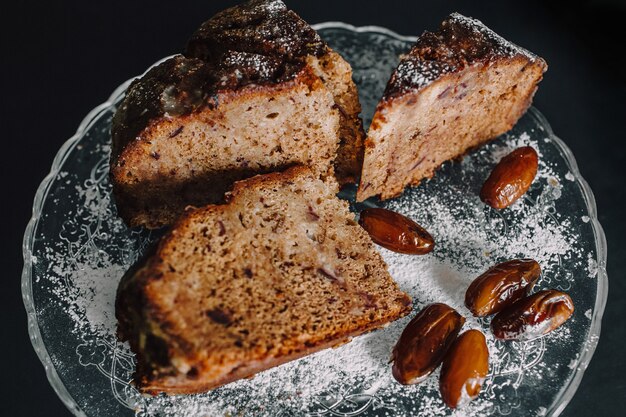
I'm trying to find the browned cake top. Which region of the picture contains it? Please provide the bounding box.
[384,13,545,99]
[186,0,326,62]
[112,0,329,159]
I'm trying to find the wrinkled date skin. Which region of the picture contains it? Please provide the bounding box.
[439,329,489,409]
[491,289,574,340]
[391,303,465,385]
[480,146,539,209]
[358,208,434,254]
[465,259,541,317]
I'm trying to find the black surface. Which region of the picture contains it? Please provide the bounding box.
[3,1,625,416]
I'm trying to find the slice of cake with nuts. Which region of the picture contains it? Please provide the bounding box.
[116,166,411,394]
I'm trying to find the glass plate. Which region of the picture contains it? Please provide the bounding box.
[22,22,608,417]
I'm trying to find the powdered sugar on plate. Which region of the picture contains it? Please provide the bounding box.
[31,120,595,417]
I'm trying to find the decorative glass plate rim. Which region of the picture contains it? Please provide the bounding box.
[20,22,609,417]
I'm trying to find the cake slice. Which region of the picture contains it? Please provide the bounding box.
[357,13,547,201]
[111,0,364,228]
[186,0,365,183]
[116,166,411,394]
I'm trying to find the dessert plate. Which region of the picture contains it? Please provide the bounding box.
[22,23,608,417]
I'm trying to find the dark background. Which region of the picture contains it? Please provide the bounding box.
[3,0,625,415]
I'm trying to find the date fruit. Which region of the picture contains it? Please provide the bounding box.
[358,208,434,254]
[439,329,489,409]
[391,303,465,384]
[480,146,539,209]
[465,259,541,317]
[491,289,574,340]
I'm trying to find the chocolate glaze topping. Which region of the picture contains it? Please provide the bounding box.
[111,0,328,160]
[384,13,545,99]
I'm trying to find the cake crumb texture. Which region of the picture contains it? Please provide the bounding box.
[116,166,411,394]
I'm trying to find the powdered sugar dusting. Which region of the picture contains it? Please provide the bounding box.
[38,145,155,338]
[60,261,124,335]
[392,59,457,93]
[33,125,592,417]
[446,13,539,61]
[386,12,543,96]
[135,126,588,415]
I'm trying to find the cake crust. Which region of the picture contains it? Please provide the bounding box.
[186,0,327,63]
[384,13,544,99]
